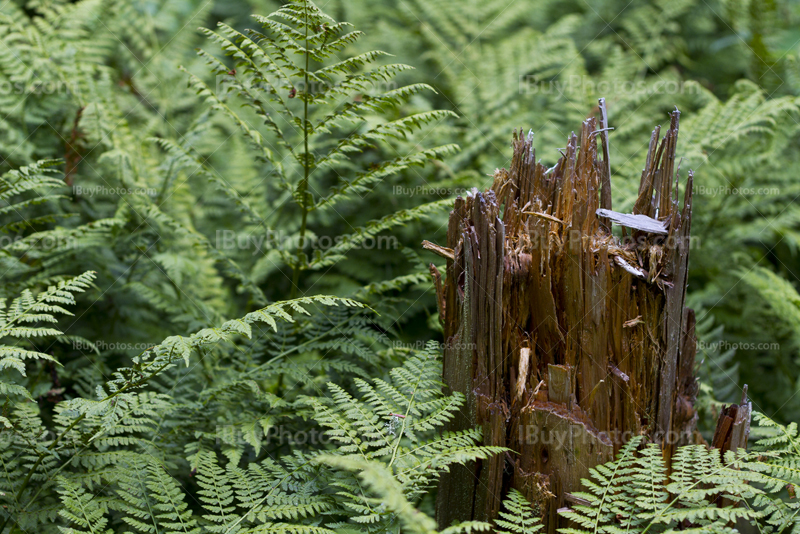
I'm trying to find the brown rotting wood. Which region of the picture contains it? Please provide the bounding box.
[433,101,710,532]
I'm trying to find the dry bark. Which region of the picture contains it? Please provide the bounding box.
[433,105,705,531]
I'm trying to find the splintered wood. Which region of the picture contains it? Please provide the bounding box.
[433,107,700,532]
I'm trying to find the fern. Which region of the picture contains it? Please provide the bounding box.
[561,438,764,532]
[2,276,493,534]
[747,413,800,534]
[494,490,543,534]
[57,476,113,534]
[0,160,72,285]
[0,291,363,533]
[554,413,800,534]
[308,342,505,529]
[16,337,499,534]
[0,271,95,396]
[185,0,456,295]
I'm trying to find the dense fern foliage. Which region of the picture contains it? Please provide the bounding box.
[2,0,800,531]
[2,0,800,417]
[560,414,800,534]
[0,274,499,532]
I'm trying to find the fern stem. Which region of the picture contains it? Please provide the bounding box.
[388,369,423,469]
[592,439,639,534]
[291,0,312,299]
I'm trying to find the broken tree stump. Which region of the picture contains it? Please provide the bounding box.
[712,386,752,455]
[432,105,704,532]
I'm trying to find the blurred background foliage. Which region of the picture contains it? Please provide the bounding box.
[2,0,800,428]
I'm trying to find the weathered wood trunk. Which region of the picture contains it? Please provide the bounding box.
[432,104,704,532]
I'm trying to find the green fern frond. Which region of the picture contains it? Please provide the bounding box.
[561,437,763,533]
[0,271,95,378]
[494,489,543,534]
[57,476,113,534]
